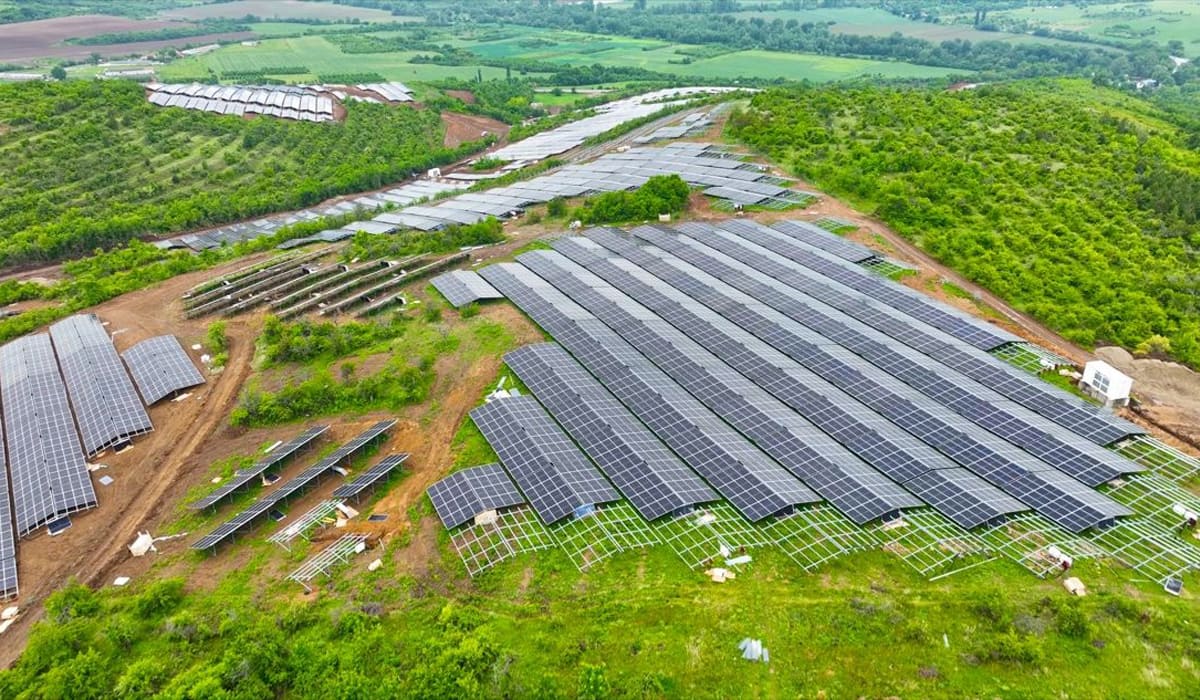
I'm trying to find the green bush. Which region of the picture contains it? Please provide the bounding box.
[259,315,406,365]
[576,174,690,225]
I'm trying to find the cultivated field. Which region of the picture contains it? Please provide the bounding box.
[975,0,1200,48]
[728,6,1073,46]
[0,14,252,62]
[156,23,962,86]
[158,0,399,23]
[456,27,961,81]
[157,35,525,83]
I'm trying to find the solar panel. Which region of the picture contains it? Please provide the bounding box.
[192,463,333,549]
[49,314,153,455]
[903,468,1027,529]
[191,425,329,510]
[718,219,1020,350]
[592,228,1142,488]
[427,463,527,529]
[519,249,922,526]
[479,263,819,522]
[0,333,96,536]
[121,335,206,405]
[505,342,718,521]
[701,186,767,205]
[769,219,877,263]
[432,270,504,308]
[331,453,408,498]
[470,396,620,525]
[668,220,1141,446]
[0,416,15,599]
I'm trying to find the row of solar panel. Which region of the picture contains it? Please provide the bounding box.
[443,222,1147,541]
[193,420,397,550]
[162,178,470,253]
[350,143,813,235]
[490,87,742,162]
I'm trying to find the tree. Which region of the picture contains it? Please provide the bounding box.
[50,65,67,81]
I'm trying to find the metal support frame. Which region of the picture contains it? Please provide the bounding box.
[1089,519,1200,587]
[652,502,772,570]
[1115,436,1200,484]
[268,500,343,551]
[763,505,880,572]
[450,505,557,577]
[287,534,368,593]
[549,502,659,571]
[875,510,992,579]
[981,513,1106,578]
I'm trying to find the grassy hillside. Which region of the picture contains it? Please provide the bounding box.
[3,533,1200,698]
[728,79,1200,367]
[0,80,478,266]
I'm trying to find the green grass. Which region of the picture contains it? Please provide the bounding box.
[6,519,1200,698]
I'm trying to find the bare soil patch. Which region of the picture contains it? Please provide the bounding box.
[1096,346,1200,448]
[441,112,509,149]
[445,89,477,104]
[0,15,252,62]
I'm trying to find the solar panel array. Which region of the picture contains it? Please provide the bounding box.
[621,225,1143,488]
[431,270,504,308]
[346,142,811,235]
[752,220,1020,350]
[353,82,413,103]
[479,263,820,522]
[545,233,1126,534]
[460,219,1169,545]
[633,111,714,144]
[768,219,877,263]
[191,425,329,510]
[519,250,925,526]
[49,314,152,455]
[470,396,621,524]
[427,463,528,529]
[0,418,15,599]
[0,334,96,536]
[505,343,719,521]
[571,232,1142,528]
[193,420,395,549]
[331,453,409,498]
[147,83,335,122]
[164,183,437,252]
[490,87,742,162]
[122,335,206,405]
